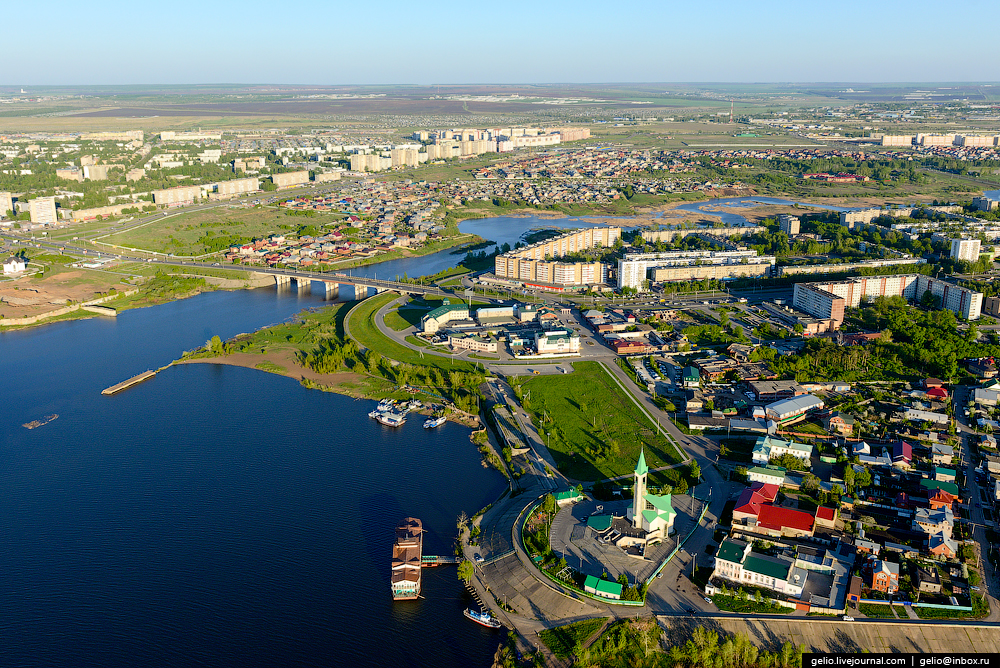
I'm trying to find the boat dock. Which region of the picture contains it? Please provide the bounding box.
[101,369,157,395]
[421,555,459,567]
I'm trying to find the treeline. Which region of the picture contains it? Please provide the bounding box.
[568,618,805,668]
[768,296,998,381]
[295,336,485,413]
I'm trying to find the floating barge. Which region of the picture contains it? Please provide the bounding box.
[102,370,156,396]
[391,517,423,601]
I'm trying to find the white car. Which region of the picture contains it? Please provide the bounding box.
[704,597,712,604]
[842,615,854,622]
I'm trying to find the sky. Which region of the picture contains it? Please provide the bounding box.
[7,0,1000,85]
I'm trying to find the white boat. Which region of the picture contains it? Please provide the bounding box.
[464,608,501,628]
[377,412,407,427]
[423,416,446,429]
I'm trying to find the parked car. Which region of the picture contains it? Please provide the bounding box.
[704,597,712,604]
[842,616,854,622]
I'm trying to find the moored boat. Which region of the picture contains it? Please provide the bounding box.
[464,608,501,628]
[377,412,407,427]
[423,416,446,429]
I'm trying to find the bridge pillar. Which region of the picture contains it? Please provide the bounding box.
[274,275,292,287]
[323,282,340,299]
[295,277,311,294]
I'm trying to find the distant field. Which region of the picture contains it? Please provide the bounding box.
[101,206,336,256]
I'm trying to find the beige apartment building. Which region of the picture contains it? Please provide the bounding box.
[152,185,202,207]
[271,171,310,189]
[216,177,260,197]
[29,197,58,225]
[0,191,12,217]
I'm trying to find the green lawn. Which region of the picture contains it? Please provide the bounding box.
[538,618,607,659]
[346,293,479,373]
[385,307,427,331]
[858,603,895,618]
[519,361,682,481]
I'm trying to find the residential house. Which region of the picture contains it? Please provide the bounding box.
[752,435,813,467]
[913,506,954,538]
[916,566,942,593]
[928,533,958,559]
[892,441,913,470]
[822,411,855,437]
[931,444,954,466]
[926,488,958,511]
[934,467,956,484]
[869,559,900,594]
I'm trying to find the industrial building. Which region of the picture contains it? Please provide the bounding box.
[793,274,982,327]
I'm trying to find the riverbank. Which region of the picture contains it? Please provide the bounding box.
[171,300,483,428]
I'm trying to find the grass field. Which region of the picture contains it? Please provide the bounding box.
[346,292,480,373]
[538,618,607,659]
[519,361,682,481]
[101,206,336,256]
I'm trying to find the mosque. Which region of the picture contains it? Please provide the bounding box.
[589,449,677,552]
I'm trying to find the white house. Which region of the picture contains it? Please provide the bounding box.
[2,256,26,275]
[752,435,813,467]
[747,465,787,486]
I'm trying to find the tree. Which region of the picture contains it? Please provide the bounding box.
[688,461,701,482]
[855,466,872,489]
[457,559,474,583]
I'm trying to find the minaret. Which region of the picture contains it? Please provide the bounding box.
[633,448,648,527]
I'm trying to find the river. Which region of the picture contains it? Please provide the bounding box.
[0,288,507,667]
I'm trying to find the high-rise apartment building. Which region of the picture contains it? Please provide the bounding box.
[29,197,57,225]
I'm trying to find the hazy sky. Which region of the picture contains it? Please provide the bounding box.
[8,0,999,84]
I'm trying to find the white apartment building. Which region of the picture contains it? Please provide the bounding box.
[618,249,775,290]
[950,238,981,262]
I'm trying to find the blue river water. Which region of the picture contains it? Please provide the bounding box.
[0,288,507,667]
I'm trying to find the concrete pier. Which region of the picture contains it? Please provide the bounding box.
[295,277,311,293]
[274,275,292,287]
[322,282,339,299]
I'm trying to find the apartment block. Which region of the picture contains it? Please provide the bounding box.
[29,197,58,225]
[950,238,981,262]
[778,214,800,236]
[216,177,260,197]
[271,171,310,189]
[152,185,202,207]
[0,191,13,217]
[793,274,982,326]
[618,249,774,290]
